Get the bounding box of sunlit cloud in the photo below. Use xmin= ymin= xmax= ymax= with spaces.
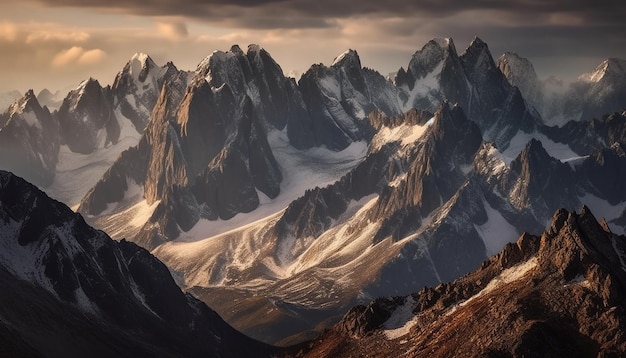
xmin=78 ymin=48 xmax=106 ymax=65
xmin=26 ymin=30 xmax=90 ymax=44
xmin=156 ymin=19 xmax=188 ymax=40
xmin=52 ymin=46 xmax=106 ymax=67
xmin=0 ymin=21 xmax=17 ymax=42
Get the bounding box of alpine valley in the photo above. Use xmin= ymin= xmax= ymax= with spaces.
xmin=1 ymin=37 xmax=626 ymax=356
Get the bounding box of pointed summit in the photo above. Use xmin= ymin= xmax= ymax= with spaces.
xmin=407 ymin=37 xmax=456 ymax=80
xmin=129 ymin=52 xmax=157 ymax=83
xmin=230 ymin=44 xmax=245 ymax=56
xmin=56 ymin=77 xmax=118 ymax=154
xmin=579 ymin=58 xmax=626 ymax=83
xmin=506 ymin=139 xmax=577 ymax=219
xmin=332 ymin=49 xmax=361 ymax=69
xmin=6 ymin=89 xmax=44 ymax=119
xmin=461 ymin=36 xmax=496 ymax=75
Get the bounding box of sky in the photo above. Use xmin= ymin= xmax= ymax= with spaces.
xmin=0 ymin=0 xmax=625 ymax=95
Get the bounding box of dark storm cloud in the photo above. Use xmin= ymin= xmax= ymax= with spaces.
xmin=27 ymin=0 xmax=626 ymax=29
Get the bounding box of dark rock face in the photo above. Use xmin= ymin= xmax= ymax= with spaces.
xmin=370 ymin=103 xmax=483 ymax=242
xmin=503 ymin=139 xmax=578 ymax=221
xmin=295 ymin=49 xmax=401 ymax=150
xmin=193 ymin=97 xmax=282 ymax=220
xmin=497 ymin=52 xmax=544 ymax=114
xmin=460 ymin=38 xmax=539 ymax=148
xmin=0 ymin=90 xmax=59 ymax=187
xmin=55 ymin=78 xmax=118 ymax=154
xmin=578 ymin=142 xmax=626 ymax=206
xmin=296 ymin=208 xmax=626 ymax=357
xmin=0 ymin=170 xmax=275 ymax=357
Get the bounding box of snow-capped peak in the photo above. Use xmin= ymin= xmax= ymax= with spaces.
xmin=413 ymin=38 xmax=450 ymax=61
xmin=432 ymin=37 xmax=451 ymax=48
xmin=247 ymin=44 xmax=261 ymax=54
xmin=230 ymin=44 xmax=245 ymax=56
xmin=332 ymin=49 xmax=360 ymax=67
xmin=7 ymin=89 xmax=38 ymax=117
xmin=130 ymin=52 xmax=150 ymax=65
xmin=196 ymin=48 xmax=238 ymax=79
xmin=578 ymin=58 xmax=626 ymax=83
xmin=128 ymin=53 xmax=158 ymax=83
xmin=75 ymin=77 xmax=98 ymax=96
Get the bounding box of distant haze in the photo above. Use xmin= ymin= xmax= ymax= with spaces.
xmin=0 ymin=1 xmax=625 ymax=93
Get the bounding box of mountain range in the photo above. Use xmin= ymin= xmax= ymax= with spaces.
xmin=1 ymin=36 xmax=626 ymax=353
xmin=3 ymin=170 xmax=626 ymax=356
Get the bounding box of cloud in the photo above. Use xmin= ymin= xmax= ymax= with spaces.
xmin=78 ymin=48 xmax=106 ymax=65
xmin=156 ymin=19 xmax=188 ymax=40
xmin=0 ymin=21 xmax=17 ymax=42
xmin=27 ymin=0 xmax=626 ymax=29
xmin=52 ymin=46 xmax=106 ymax=67
xmin=0 ymin=0 xmax=624 ymax=94
xmin=26 ymin=30 xmax=90 ymax=44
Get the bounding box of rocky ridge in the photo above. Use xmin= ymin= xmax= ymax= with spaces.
xmin=0 ymin=170 xmax=275 ymax=357
xmin=294 ymin=207 xmax=626 ymax=357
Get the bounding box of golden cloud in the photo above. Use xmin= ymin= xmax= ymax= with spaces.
xmin=0 ymin=22 xmax=18 ymax=42
xmin=155 ymin=20 xmax=188 ymax=40
xmin=52 ymin=46 xmax=106 ymax=68
xmin=26 ymin=31 xmax=90 ymax=44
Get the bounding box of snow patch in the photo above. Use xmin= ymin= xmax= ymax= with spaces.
xmin=579 ymin=194 xmax=626 ymax=224
xmin=21 ymin=110 xmax=42 ymax=130
xmin=563 ymin=274 xmax=591 ymax=289
xmin=460 ymin=257 xmax=538 ymax=308
xmin=474 ymin=199 xmax=519 ymax=256
xmin=319 ymin=76 xmax=341 ymax=98
xmin=383 ymin=296 xmax=418 ymax=339
xmin=332 ymin=50 xmax=354 ymax=66
xmin=43 ymin=109 xmax=142 ymax=208
xmin=401 ymin=62 xmax=443 ymax=112
xmin=0 ymin=218 xmax=56 ymax=295
xmin=502 ymin=132 xmax=578 ymax=165
xmin=74 ymin=287 xmax=98 ymax=314
xmin=370 ymin=119 xmax=433 ymax=152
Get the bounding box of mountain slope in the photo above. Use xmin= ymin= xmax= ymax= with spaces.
xmin=0 ymin=170 xmax=275 ymax=357
xmin=0 ymin=90 xmax=59 ymax=187
xmin=97 ymin=100 xmax=626 ymax=345
xmin=295 ymin=207 xmax=626 ymax=357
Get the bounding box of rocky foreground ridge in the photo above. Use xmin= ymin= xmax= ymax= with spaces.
xmin=0 ymin=170 xmax=275 ymax=357
xmin=293 ymin=207 xmax=626 ymax=357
